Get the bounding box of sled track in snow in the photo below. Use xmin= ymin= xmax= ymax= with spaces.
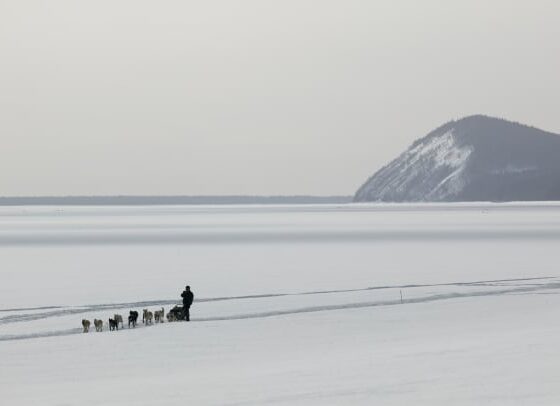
xmin=196 ymin=281 xmax=560 ymax=321
xmin=1 ymin=277 xmax=559 ymax=342
xmin=0 ymin=276 xmax=554 ymax=326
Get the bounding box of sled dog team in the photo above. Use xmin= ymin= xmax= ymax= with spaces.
xmin=81 ymin=307 xmax=176 ymax=333
xmin=81 ymin=286 xmax=194 ymax=333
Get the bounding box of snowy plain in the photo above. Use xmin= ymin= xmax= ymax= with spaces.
xmin=1 ymin=203 xmax=560 ymax=405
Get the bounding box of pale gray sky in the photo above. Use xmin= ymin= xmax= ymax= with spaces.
xmin=1 ymin=0 xmax=559 ymax=196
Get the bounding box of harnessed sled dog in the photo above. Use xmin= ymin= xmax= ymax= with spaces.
xmin=128 ymin=310 xmax=139 ymax=328
xmin=143 ymin=309 xmax=153 ymax=324
xmin=108 ymin=318 xmax=119 ymax=331
xmin=154 ymin=307 xmax=165 ymax=323
xmin=82 ymin=319 xmax=91 ymax=333
xmin=93 ymin=319 xmax=103 ymax=332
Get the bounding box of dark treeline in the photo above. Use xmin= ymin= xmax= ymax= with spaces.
xmin=0 ymin=195 xmax=352 ymax=206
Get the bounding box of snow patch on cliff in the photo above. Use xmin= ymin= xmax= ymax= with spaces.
xmin=355 ymin=130 xmax=473 ymax=201
xmin=409 ymin=130 xmax=472 ymax=170
xmin=490 ymin=165 xmax=538 ymax=175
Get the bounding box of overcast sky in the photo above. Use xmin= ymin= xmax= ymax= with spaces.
xmin=1 ymin=0 xmax=559 ymax=196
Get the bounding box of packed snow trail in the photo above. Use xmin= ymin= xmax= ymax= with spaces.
xmin=2 ymin=276 xmax=559 ymax=342
xmin=3 ymin=280 xmax=560 ymax=405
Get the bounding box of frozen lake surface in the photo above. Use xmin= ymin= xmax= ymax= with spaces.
xmin=2 ymin=203 xmax=560 ymax=404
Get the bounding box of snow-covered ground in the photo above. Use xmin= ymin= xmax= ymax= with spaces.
xmin=2 ymin=203 xmax=560 ymax=404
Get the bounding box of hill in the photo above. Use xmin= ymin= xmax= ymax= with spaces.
xmin=354 ymin=115 xmax=560 ymax=202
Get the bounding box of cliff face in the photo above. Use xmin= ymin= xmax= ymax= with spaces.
xmin=354 ymin=115 xmax=560 ymax=202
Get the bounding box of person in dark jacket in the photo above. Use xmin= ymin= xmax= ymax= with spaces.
xmin=181 ymin=285 xmax=194 ymax=321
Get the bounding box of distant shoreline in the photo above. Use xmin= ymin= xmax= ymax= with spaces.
xmin=0 ymin=195 xmax=353 ymax=206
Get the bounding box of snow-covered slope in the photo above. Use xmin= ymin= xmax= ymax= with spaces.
xmin=354 ymin=115 xmax=560 ymax=202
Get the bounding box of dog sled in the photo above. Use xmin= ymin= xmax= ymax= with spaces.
xmin=166 ymin=305 xmax=184 ymax=322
